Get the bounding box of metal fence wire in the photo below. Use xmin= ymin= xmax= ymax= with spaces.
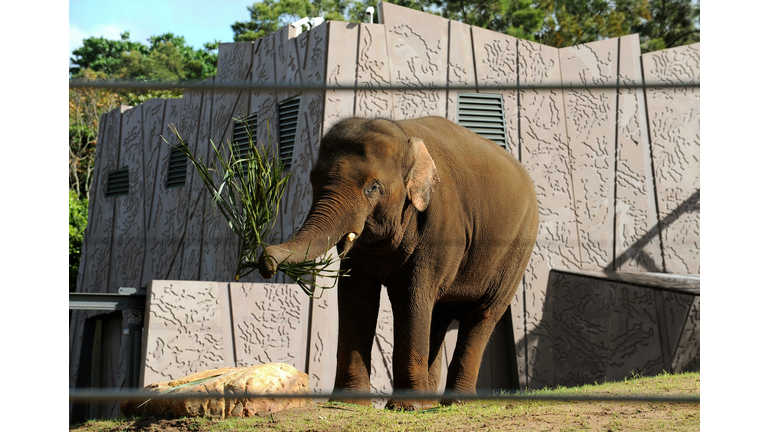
xmin=69 ymin=389 xmax=699 ymax=404
xmin=68 ymin=80 xmax=699 ymax=92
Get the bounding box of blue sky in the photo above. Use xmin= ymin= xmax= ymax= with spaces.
xmin=69 ymin=0 xmax=257 ymax=63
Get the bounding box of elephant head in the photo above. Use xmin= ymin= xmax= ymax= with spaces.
xmin=258 ymin=118 xmax=440 ymax=279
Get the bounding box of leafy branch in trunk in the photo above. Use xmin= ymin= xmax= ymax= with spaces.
xmin=168 ymin=120 xmax=345 ymax=297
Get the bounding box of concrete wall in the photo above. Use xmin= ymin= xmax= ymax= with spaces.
xmin=71 ymin=2 xmax=700 ymax=415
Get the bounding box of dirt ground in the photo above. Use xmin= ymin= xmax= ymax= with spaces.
xmin=71 ymin=373 xmax=700 ymax=431
xmin=71 ymin=399 xmax=699 ymax=431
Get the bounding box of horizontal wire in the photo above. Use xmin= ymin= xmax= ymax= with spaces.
xmin=69 ymin=389 xmax=700 ymax=404
xmin=68 ymin=80 xmax=700 ymax=92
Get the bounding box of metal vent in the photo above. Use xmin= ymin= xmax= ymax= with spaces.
xmin=105 ymin=166 xmax=130 ymax=197
xmin=166 ymin=146 xmax=187 ymax=188
xmin=457 ymin=93 xmax=507 ymax=149
xmin=232 ymin=112 xmax=258 ymax=160
xmin=278 ymin=97 xmax=300 ymax=170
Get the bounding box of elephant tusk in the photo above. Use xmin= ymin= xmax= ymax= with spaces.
xmin=347 ymin=233 xmax=356 ymax=242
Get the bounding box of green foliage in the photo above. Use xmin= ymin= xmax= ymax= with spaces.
xmin=70 ymin=31 xmax=219 ymax=81
xmin=69 ymin=32 xmax=220 ymax=197
xmin=171 ymin=121 xmax=345 ymax=296
xmin=231 ymin=0 xmax=384 ymax=41
xmin=70 ymin=191 xmax=89 ymax=292
xmin=69 ymin=31 xmax=148 ymax=77
xmin=232 ymin=0 xmax=316 ymax=41
xmin=634 ymin=0 xmax=700 ymax=52
xmin=69 ymin=69 xmax=125 ymax=199
xmin=535 ymin=0 xmax=649 ymax=48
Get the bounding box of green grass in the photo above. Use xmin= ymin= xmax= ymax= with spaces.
xmin=71 ymin=372 xmax=699 ymax=431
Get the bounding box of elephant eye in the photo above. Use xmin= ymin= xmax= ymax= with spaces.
xmin=364 ymin=182 xmax=383 ymax=199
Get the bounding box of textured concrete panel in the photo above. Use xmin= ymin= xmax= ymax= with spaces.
xmin=248 ymin=31 xmax=279 ymax=155
xmin=445 ymin=20 xmax=475 ymax=124
xmin=354 ymin=23 xmax=395 ymax=118
xmin=178 ymin=87 xmax=212 ymax=281
xmin=324 ymin=21 xmax=358 ymax=132
xmin=560 ymin=39 xmax=618 ymax=270
xmin=140 ymin=280 xmax=230 ymax=387
xmin=81 ymin=107 xmax=128 ymax=293
xmin=201 ymin=42 xmax=254 ymax=282
xmin=141 ymin=98 xmax=188 ymax=285
xmin=229 ymin=283 xmax=310 ymax=369
xmin=275 ymin=25 xmax=301 ymax=104
xmin=439 ymin=320 xmax=459 ymax=393
xmin=549 ymin=273 xmax=615 ymax=387
xmin=273 ymin=26 xmax=305 ymax=245
xmin=110 ymin=104 xmax=146 ymax=290
xmin=643 ymin=44 xmax=700 ymax=274
xmin=615 ymin=35 xmax=663 ymax=272
xmin=671 ymin=296 xmax=699 ymax=373
xmin=245 ymin=33 xmax=283 ymax=259
xmin=531 ymin=271 xmax=698 ymax=388
xmin=517 ymin=40 xmax=578 ymax=390
xmin=659 ymin=290 xmax=693 ymax=370
xmin=381 ymin=2 xmax=448 ymax=119
xmin=306 ymin=280 xmax=339 ymax=395
xmin=470 ymin=26 xmax=519 ymax=158
xmin=280 ymin=24 xmax=328 ymax=245
xmin=370 ymin=287 xmax=394 ymax=408
xmin=605 ymin=284 xmax=664 ymax=381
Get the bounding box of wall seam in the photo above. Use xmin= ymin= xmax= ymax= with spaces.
xmin=106 ymin=108 xmax=125 ymax=293
xmin=197 ymin=80 xmax=215 ymax=281
xmin=515 ymin=37 xmax=528 ymax=391
xmin=469 ymin=26 xmax=479 ymax=92
xmin=558 ymin=47 xmax=584 ymax=270
xmin=640 ymin=54 xmax=668 ymax=273
xmin=612 ymin=39 xmax=622 ymax=271
xmin=444 ymin=20 xmax=452 ymax=117
xmin=352 ymin=24 xmax=362 ymax=116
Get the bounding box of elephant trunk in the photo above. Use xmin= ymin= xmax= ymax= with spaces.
xmin=257 ymin=195 xmax=363 ymax=279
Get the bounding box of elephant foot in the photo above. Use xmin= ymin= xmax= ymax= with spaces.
xmin=385 ymin=398 xmax=439 ymax=411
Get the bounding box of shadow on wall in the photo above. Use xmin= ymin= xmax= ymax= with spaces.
xmin=517 ymin=189 xmax=700 ymax=390
xmin=611 ymin=189 xmax=700 ymax=273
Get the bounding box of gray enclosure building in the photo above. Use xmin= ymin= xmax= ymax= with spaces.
xmin=70 ymin=2 xmax=700 ymax=420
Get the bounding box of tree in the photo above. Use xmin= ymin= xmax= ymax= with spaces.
xmin=431 ymin=0 xmax=545 ymax=41
xmin=69 ymin=69 xmax=124 ymax=200
xmin=69 ymin=32 xmax=220 ymax=197
xmin=232 ymin=0 xmax=317 ymax=41
xmin=231 ymin=0 xmax=386 ymax=41
xmin=70 ymin=31 xmax=148 ymax=77
xmin=533 ymin=0 xmax=649 ymax=48
xmin=70 ymin=190 xmax=89 ymax=292
xmin=634 ymin=0 xmax=699 ymax=52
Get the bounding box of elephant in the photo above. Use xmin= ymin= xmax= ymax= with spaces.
xmin=258 ymin=116 xmax=538 ymax=410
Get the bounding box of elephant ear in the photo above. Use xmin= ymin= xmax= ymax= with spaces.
xmin=406 ymin=137 xmax=440 ymax=212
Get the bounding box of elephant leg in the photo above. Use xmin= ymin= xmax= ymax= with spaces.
xmin=385 ymin=296 xmax=436 ymax=411
xmin=331 ymin=265 xmax=382 ymax=406
xmin=442 ymin=306 xmax=508 ymax=405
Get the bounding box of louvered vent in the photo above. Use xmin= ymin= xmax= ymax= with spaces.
xmin=166 ymin=146 xmax=187 ymax=188
xmin=105 ymin=166 xmax=130 ymax=197
xmin=232 ymin=112 xmax=258 ymax=160
xmin=457 ymin=93 xmax=507 ymax=149
xmin=278 ymin=97 xmax=300 ymax=170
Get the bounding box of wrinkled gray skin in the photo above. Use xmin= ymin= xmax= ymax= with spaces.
xmin=258 ymin=116 xmax=538 ymax=410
